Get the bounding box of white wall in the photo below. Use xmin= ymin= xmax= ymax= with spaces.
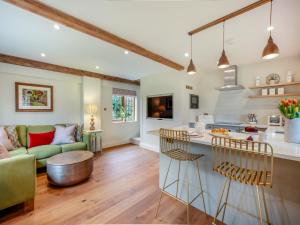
xmin=140 ymin=70 xmax=222 ymax=151
xmin=101 ymin=80 xmax=140 ymax=148
xmin=0 ymin=63 xmax=82 ymax=125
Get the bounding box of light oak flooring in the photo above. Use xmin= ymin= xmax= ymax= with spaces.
xmin=0 ymin=144 xmax=220 ymax=225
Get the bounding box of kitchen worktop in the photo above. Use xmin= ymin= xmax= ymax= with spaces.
xmin=148 ymin=129 xmax=300 ymax=162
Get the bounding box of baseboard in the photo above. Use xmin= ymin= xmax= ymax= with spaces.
xmin=139 ymin=142 xmax=159 ymax=152
xmin=102 ymin=139 xmax=131 ymax=149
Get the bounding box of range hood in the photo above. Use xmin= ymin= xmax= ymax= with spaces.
xmin=216 ymin=65 xmax=244 ymax=91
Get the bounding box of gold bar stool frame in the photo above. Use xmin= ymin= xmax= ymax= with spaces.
xmin=211 ymin=136 xmax=273 ymax=225
xmin=156 ymin=128 xmax=207 ymax=224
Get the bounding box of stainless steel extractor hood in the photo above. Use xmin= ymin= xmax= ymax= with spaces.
xmin=216 ymin=65 xmax=244 ymax=91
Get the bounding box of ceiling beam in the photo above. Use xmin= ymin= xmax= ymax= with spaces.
xmin=188 ymin=0 xmax=271 ymax=35
xmin=0 ymin=53 xmax=140 ymax=85
xmin=4 ymin=0 xmax=184 ymax=71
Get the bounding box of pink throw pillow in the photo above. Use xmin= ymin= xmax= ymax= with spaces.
xmin=0 ymin=143 xmax=9 ymax=159
xmin=0 ymin=127 xmax=14 ymax=150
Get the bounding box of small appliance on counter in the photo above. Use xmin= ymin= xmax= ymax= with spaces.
xmin=268 ymin=115 xmax=283 ymax=126
xmin=248 ymin=113 xmax=257 ymax=125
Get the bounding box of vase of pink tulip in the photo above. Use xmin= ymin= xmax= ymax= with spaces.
xmin=279 ymin=98 xmax=300 ymax=143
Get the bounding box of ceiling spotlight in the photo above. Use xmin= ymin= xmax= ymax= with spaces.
xmin=95 ymin=66 xmax=100 ymax=70
xmin=53 ymin=24 xmax=60 ymax=30
xmin=40 ymin=53 xmax=46 ymax=57
xmin=124 ymin=50 xmax=129 ymax=55
xmin=267 ymin=26 xmax=274 ymax=31
xmin=184 ymin=52 xmax=189 ymax=58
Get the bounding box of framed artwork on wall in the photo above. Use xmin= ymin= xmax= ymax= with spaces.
xmin=15 ymin=82 xmax=53 ymax=112
xmin=190 ymin=94 xmax=199 ymax=109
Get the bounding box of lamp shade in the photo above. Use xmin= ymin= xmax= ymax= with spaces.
xmin=262 ymin=36 xmax=279 ymax=60
xmin=86 ymin=104 xmax=98 ymax=114
xmin=217 ymin=50 xmax=230 ymax=69
xmin=187 ymin=59 xmax=196 ymax=75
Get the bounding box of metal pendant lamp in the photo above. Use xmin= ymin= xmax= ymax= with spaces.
xmin=217 ymin=21 xmax=230 ymax=69
xmin=187 ymin=35 xmax=196 ymax=75
xmin=262 ymin=0 xmax=279 ymax=60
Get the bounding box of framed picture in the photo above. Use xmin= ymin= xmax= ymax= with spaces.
xmin=190 ymin=94 xmax=199 ymax=109
xmin=15 ymin=82 xmax=53 ymax=112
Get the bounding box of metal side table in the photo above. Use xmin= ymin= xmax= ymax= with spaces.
xmin=84 ymin=129 xmax=103 ymax=154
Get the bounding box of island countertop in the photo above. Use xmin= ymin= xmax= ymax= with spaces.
xmin=147 ymin=129 xmax=300 ymax=162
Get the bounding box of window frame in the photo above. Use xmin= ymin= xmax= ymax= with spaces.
xmin=112 ymin=94 xmax=137 ymax=123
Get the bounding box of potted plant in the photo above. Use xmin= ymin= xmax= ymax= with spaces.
xmin=279 ymin=98 xmax=300 ymax=143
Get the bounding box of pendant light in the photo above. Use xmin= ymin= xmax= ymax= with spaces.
xmin=262 ymin=0 xmax=279 ymax=60
xmin=217 ymin=21 xmax=230 ymax=69
xmin=187 ymin=35 xmax=196 ymax=75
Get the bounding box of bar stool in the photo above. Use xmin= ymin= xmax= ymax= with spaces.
xmin=211 ymin=137 xmax=273 ymax=225
xmin=156 ymin=128 xmax=207 ymax=224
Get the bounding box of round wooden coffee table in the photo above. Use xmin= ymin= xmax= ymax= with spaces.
xmin=47 ymin=150 xmax=94 ymax=186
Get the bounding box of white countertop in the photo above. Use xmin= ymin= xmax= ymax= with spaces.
xmin=147 ymin=129 xmax=300 ymax=162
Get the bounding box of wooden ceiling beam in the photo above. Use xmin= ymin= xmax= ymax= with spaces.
xmin=4 ymin=0 xmax=184 ymax=71
xmin=188 ymin=0 xmax=271 ymax=35
xmin=0 ymin=53 xmax=140 ymax=85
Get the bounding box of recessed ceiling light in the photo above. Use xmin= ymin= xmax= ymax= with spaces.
xmin=124 ymin=50 xmax=129 ymax=55
xmin=184 ymin=53 xmax=189 ymax=57
xmin=267 ymin=26 xmax=274 ymax=31
xmin=53 ymin=24 xmax=60 ymax=30
xmin=40 ymin=53 xmax=46 ymax=57
xmin=95 ymin=66 xmax=100 ymax=70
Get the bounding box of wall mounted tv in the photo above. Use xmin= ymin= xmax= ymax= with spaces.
xmin=147 ymin=95 xmax=173 ymax=119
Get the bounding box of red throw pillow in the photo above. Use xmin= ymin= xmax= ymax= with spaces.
xmin=28 ymin=131 xmax=55 ymax=148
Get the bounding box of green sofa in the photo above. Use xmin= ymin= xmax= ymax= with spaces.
xmin=0 ymin=154 xmax=36 ymax=211
xmin=0 ymin=124 xmax=90 ymax=211
xmin=8 ymin=125 xmax=90 ymax=168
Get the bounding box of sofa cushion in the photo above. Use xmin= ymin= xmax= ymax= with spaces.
xmin=0 ymin=143 xmax=9 ymax=159
xmin=27 ymin=125 xmax=55 ymax=147
xmin=5 ymin=126 xmax=22 ymax=148
xmin=52 ymin=125 xmax=76 ymax=145
xmin=8 ymin=147 xmax=28 ymax=157
xmin=61 ymin=142 xmax=87 ymax=152
xmin=16 ymin=125 xmax=27 ymax=147
xmin=28 ymin=145 xmax=61 ymax=160
xmin=28 ymin=131 xmax=55 ymax=148
xmin=0 ymin=127 xmax=14 ymax=150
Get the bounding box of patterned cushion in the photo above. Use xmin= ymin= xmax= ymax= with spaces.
xmin=0 ymin=127 xmax=14 ymax=150
xmin=63 ymin=123 xmax=83 ymax=142
xmin=5 ymin=126 xmax=22 ymax=148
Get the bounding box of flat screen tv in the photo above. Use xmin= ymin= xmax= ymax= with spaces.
xmin=147 ymin=95 xmax=173 ymax=119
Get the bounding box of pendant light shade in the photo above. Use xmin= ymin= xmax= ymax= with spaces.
xmin=187 ymin=59 xmax=196 ymax=75
xmin=262 ymin=36 xmax=279 ymax=59
xmin=218 ymin=50 xmax=230 ymax=69
xmin=217 ymin=21 xmax=230 ymax=69
xmin=187 ymin=35 xmax=196 ymax=74
xmin=262 ymin=0 xmax=279 ymax=60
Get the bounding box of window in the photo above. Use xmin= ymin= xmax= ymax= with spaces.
xmin=112 ymin=88 xmax=137 ymax=122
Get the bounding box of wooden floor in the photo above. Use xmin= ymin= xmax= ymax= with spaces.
xmin=0 ymin=144 xmax=218 ymax=225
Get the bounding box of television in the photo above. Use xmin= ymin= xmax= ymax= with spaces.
xmin=147 ymin=95 xmax=173 ymax=119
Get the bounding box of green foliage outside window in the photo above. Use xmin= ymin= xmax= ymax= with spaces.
xmin=112 ymin=95 xmax=136 ymax=122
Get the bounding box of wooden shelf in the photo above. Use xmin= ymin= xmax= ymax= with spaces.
xmin=248 ymin=81 xmax=300 ymax=89
xmin=248 ymin=93 xmax=300 ymax=98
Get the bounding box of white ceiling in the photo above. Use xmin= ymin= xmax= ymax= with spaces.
xmin=0 ymin=0 xmax=300 ymax=80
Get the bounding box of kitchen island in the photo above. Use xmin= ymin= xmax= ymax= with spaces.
xmin=149 ymin=129 xmax=300 ymax=225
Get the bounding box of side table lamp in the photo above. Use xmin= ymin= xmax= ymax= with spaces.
xmin=86 ymin=104 xmax=98 ymax=131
